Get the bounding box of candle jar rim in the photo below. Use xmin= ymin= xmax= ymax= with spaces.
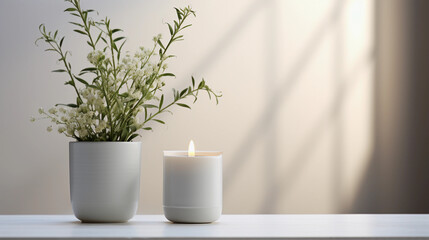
xmin=163 ymin=151 xmax=222 ymax=157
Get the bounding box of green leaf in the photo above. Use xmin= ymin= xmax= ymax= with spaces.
xmin=121 ymin=128 xmax=129 ymax=140
xmin=176 ymin=103 xmax=191 ymax=109
xmin=206 ymin=89 xmax=212 ymax=100
xmin=127 ymin=133 xmax=140 ymax=141
xmin=158 ymin=73 xmax=175 ymax=78
xmin=69 ymin=22 xmax=84 ymax=28
xmin=52 ymin=69 xmax=66 ymax=73
xmin=112 ymin=42 xmax=118 ymax=52
xmin=118 ymin=40 xmax=126 ymax=53
xmin=74 ymin=76 xmax=89 ymax=85
xmin=180 ymin=88 xmax=188 ymax=97
xmin=143 ymin=104 xmax=158 ymax=108
xmin=167 ymin=23 xmax=173 ymax=35
xmin=143 ymin=127 xmax=153 ymax=131
xmin=174 ymin=7 xmax=182 ymax=20
xmin=64 ymin=7 xmax=77 ymax=12
xmin=191 ymin=76 xmax=195 ymax=87
xmin=159 ymin=94 xmax=164 ymax=109
xmin=129 ymin=124 xmax=137 ymax=133
xmin=157 ymin=39 xmax=165 ymax=49
xmin=172 ymin=88 xmax=178 ymax=100
xmin=55 ymin=103 xmax=78 ymax=108
xmin=198 ymin=80 xmax=205 ymax=89
xmin=114 ymin=36 xmax=125 ymax=42
xmin=88 ymin=85 xmax=100 ymax=90
xmin=59 ymin=37 xmax=65 ymax=47
xmin=173 ymin=35 xmax=184 ymax=42
xmin=119 ymin=92 xmax=130 ymax=98
xmin=95 ymin=32 xmax=102 ymax=45
xmin=124 ymin=98 xmax=137 ymax=104
xmin=39 ymin=24 xmax=45 ymax=33
xmin=92 ymin=76 xmax=100 ymax=83
xmin=153 ymin=119 xmax=165 ymax=124
xmin=111 ymin=29 xmax=122 ymax=34
xmin=181 ymin=24 xmax=192 ymax=30
xmin=73 ymin=29 xmax=87 ymax=35
xmin=81 ymin=67 xmax=97 ymax=72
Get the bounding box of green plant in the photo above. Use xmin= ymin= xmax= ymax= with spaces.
xmin=32 ymin=0 xmax=221 ymax=141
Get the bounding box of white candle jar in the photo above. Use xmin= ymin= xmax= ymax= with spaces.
xmin=163 ymin=151 xmax=222 ymax=223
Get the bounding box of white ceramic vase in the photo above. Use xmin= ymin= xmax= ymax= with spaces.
xmin=69 ymin=142 xmax=141 ymax=223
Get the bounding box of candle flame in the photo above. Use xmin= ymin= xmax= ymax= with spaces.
xmin=188 ymin=140 xmax=195 ymax=157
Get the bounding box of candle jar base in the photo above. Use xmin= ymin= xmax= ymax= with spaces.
xmin=164 ymin=206 xmax=221 ymax=223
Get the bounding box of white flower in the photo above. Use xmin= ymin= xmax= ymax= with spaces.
xmin=87 ymin=50 xmax=105 ymax=65
xmin=58 ymin=127 xmax=66 ymax=133
xmin=122 ymin=55 xmax=131 ymax=64
xmin=94 ymin=98 xmax=104 ymax=109
xmin=136 ymin=106 xmax=144 ymax=113
xmin=131 ymin=117 xmax=143 ymax=129
xmin=95 ymin=120 xmax=107 ymax=133
xmin=144 ymin=49 xmax=151 ymax=56
xmin=144 ymin=65 xmax=154 ymax=76
xmin=135 ymin=69 xmax=144 ymax=78
xmin=81 ymin=89 xmax=90 ymax=98
xmin=48 ymin=107 xmax=57 ymax=114
xmin=153 ymin=33 xmax=162 ymax=42
xmin=78 ymin=104 xmax=89 ymax=113
xmin=78 ymin=128 xmax=88 ymax=138
xmin=38 ymin=107 xmax=44 ymax=114
xmin=66 ymin=126 xmax=75 ymax=135
xmin=68 ymin=110 xmax=77 ymax=118
xmin=77 ymin=117 xmax=86 ymax=126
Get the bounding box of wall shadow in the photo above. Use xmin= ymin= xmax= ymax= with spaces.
xmin=223 ymin=0 xmax=348 ymax=213
xmin=261 ymin=51 xmax=374 ymax=213
xmin=350 ymin=0 xmax=429 ymax=213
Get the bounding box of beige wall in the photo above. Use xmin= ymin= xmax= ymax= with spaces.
xmin=0 ymin=0 xmax=375 ymax=214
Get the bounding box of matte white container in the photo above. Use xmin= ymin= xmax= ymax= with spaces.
xmin=163 ymin=151 xmax=222 ymax=223
xmin=69 ymin=142 xmax=141 ymax=223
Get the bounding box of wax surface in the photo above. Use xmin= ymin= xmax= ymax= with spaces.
xmin=163 ymin=153 xmax=222 ymax=207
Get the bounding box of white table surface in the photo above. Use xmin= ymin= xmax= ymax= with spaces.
xmin=0 ymin=214 xmax=428 ymax=239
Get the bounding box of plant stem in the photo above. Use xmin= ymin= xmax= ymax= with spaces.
xmin=45 ymin=39 xmax=83 ymax=105
xmin=143 ymin=88 xmax=198 ymax=124
xmin=73 ymin=0 xmax=96 ymax=50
